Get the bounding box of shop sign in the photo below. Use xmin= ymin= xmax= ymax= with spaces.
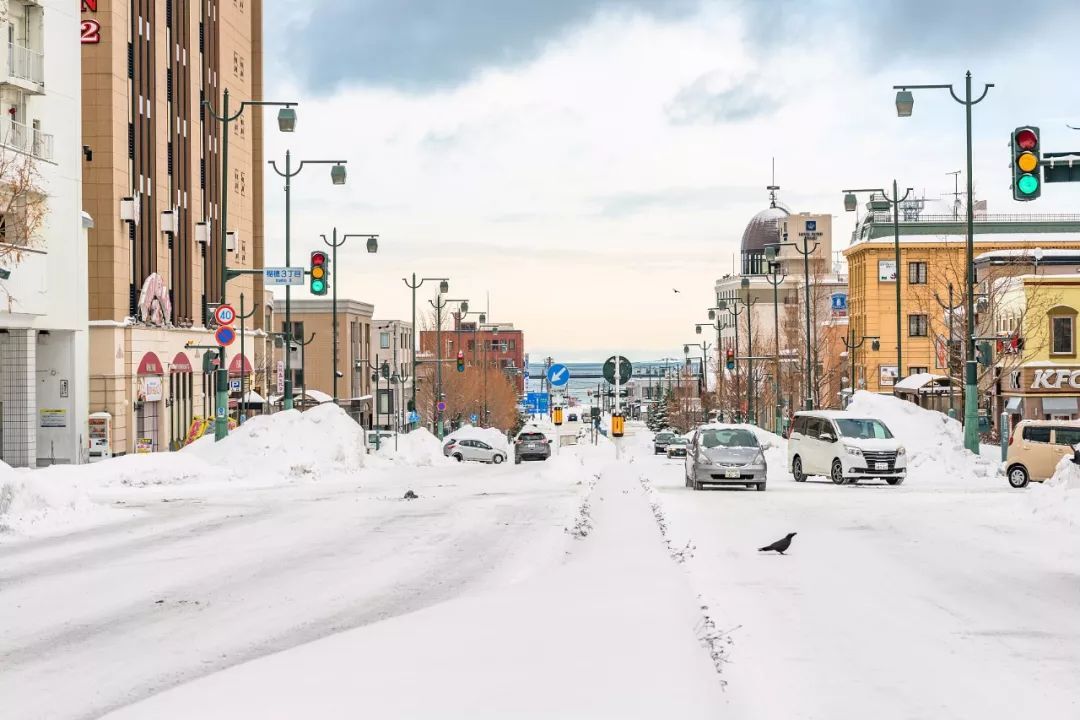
xmin=81 ymin=1 xmax=101 ymax=44
xmin=135 ymin=438 xmax=154 ymax=454
xmin=40 ymin=409 xmax=67 ymax=428
xmin=1031 ymin=369 xmax=1080 ymax=390
xmin=879 ymin=365 xmax=898 ymax=387
xmin=830 ymin=292 xmax=847 ymax=318
xmin=878 ymin=260 xmax=897 ymax=282
xmin=139 ymin=376 xmax=163 ymax=402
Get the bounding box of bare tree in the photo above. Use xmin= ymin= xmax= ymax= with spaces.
xmin=0 ymin=146 xmax=48 ymax=270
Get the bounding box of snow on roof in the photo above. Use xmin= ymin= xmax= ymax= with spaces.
xmin=976 ymin=248 xmax=1080 ymax=262
xmin=894 ymin=373 xmax=949 ymax=392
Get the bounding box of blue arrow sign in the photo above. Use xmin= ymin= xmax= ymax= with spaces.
xmin=546 ymin=363 xmax=570 ymax=387
xmin=470 ymin=413 xmax=478 ymax=423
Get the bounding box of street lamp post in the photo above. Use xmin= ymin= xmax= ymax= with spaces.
xmin=934 ymin=282 xmax=960 ymax=417
xmin=402 ymin=275 xmax=449 ymax=429
xmin=768 ymin=233 xmax=820 ymax=410
xmin=429 ymin=293 xmax=455 ymax=438
xmin=203 ymin=89 xmax=297 ymax=440
xmin=842 ymin=332 xmax=881 ymax=407
xmin=843 ymin=181 xmax=913 ymax=387
xmin=321 ymin=230 xmax=378 ymax=403
xmin=893 ymin=70 xmax=994 ymax=452
xmin=734 ymin=277 xmax=759 ymax=425
xmin=714 ymin=298 xmax=744 ymax=421
xmin=763 ymin=251 xmax=786 ymax=434
xmin=268 ymin=152 xmax=348 ymax=411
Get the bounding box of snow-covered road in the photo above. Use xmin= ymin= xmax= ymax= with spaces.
xmin=0 ymin=458 xmax=588 ymax=720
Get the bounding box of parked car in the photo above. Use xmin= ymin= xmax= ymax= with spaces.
xmin=666 ymin=437 xmax=689 ymax=458
xmin=514 ymin=430 xmax=551 ymax=464
xmin=654 ymin=431 xmax=677 ymax=454
xmin=443 ymin=437 xmax=506 ymax=464
xmin=1004 ymin=420 xmax=1080 ymax=488
xmin=685 ymin=426 xmax=767 ymax=491
xmin=787 ymin=411 xmax=907 ymax=486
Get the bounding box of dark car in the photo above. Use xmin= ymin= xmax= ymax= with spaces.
xmin=514 ymin=430 xmax=551 ymax=464
xmin=568 ymin=413 xmax=578 ymax=422
xmin=654 ymin=431 xmax=676 ymax=454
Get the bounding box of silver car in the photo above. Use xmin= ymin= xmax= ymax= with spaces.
xmin=443 ymin=438 xmax=507 ymax=464
xmin=685 ymin=426 xmax=767 ymax=491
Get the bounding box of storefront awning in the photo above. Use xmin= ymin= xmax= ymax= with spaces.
xmin=1042 ymin=397 xmax=1079 ymax=414
xmin=1005 ymin=397 xmax=1023 ymax=413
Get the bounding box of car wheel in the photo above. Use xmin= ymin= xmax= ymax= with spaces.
xmin=453 ymin=453 xmax=463 ymax=463
xmin=831 ymin=458 xmax=848 ymax=485
xmin=792 ymin=456 xmax=806 ymax=483
xmin=1007 ymin=464 xmax=1030 ymax=489
xmin=493 ymin=454 xmax=504 ymax=465
xmin=756 ymin=483 xmax=766 ymax=491
xmin=885 ymin=476 xmax=904 ymax=486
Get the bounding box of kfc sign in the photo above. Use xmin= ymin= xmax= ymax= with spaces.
xmin=1031 ymin=369 xmax=1080 ymax=390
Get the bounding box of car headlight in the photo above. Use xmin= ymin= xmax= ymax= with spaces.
xmin=697 ymin=453 xmax=713 ymax=465
xmin=897 ymin=446 xmax=906 ymax=457
xmin=753 ymin=451 xmax=766 ymax=466
xmin=844 ymin=445 xmax=863 ymax=457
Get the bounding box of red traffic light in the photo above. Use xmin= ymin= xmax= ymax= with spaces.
xmin=1015 ymin=128 xmax=1038 ymax=151
xmin=310 ymin=251 xmax=328 ymax=266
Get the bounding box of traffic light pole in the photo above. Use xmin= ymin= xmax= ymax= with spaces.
xmin=893 ymin=71 xmax=993 ymax=453
xmin=430 ymin=294 xmax=451 ymax=438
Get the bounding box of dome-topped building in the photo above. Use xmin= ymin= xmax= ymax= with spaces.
xmin=741 ymin=200 xmax=789 ymax=276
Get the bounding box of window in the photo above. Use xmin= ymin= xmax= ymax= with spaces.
xmin=1022 ymin=426 xmax=1051 ymax=443
xmin=467 ymin=340 xmax=475 ymax=351
xmin=1054 ymin=427 xmax=1080 ymax=446
xmin=1052 ymin=316 xmax=1074 ymax=355
xmin=908 ymin=314 xmax=928 ymax=337
xmin=379 ymin=332 xmax=390 ymax=349
xmin=909 ymin=366 xmax=928 ymax=375
xmin=908 ymin=261 xmax=928 ymax=284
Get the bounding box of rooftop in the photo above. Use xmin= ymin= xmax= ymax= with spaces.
xmin=850 ymin=198 xmax=1080 ymax=244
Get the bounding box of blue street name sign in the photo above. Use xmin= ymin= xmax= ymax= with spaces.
xmin=525 ymin=392 xmax=550 ymax=414
xmin=546 ymin=363 xmax=570 ymax=387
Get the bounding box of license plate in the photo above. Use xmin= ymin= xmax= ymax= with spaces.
xmin=724 ymin=469 xmax=741 ymax=479
xmin=875 ymin=462 xmax=888 ymax=470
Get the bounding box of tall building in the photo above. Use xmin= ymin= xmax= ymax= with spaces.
xmin=843 ymin=199 xmax=1080 ymax=395
xmin=371 ymin=319 xmax=414 ymax=430
xmin=81 ymin=0 xmax=266 ymax=454
xmin=0 ymin=0 xmax=88 ymax=467
xmin=272 ymin=297 xmax=376 ymax=425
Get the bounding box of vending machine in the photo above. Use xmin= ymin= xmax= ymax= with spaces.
xmin=88 ymin=412 xmax=112 ymax=463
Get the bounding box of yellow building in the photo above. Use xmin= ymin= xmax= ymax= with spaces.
xmin=843 ymin=200 xmax=1080 ymax=394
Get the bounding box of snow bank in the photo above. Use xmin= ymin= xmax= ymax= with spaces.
xmin=1030 ymin=455 xmax=1080 ymax=526
xmin=183 ymin=404 xmax=365 ymax=480
xmin=846 ymin=391 xmax=996 ymax=486
xmin=370 ymin=428 xmax=453 ymax=468
xmin=444 ymin=424 xmax=511 ymax=454
xmin=0 ymin=460 xmax=114 ymax=537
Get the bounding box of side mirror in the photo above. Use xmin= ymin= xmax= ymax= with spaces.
xmin=821 ymin=432 xmax=836 ymax=443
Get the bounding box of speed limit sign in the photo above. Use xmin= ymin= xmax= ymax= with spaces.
xmin=213 ymin=304 xmax=236 ymax=325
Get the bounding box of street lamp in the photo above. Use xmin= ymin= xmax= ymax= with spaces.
xmin=203 ymin=90 xmax=297 ymax=440
xmin=893 ymin=71 xmax=994 ymax=452
xmin=767 ymin=225 xmax=819 ymax=410
xmin=763 ymin=252 xmax=786 ymax=434
xmin=321 ymin=230 xmax=379 ymax=403
xmin=734 ymin=277 xmax=759 ymax=425
xmin=268 ymin=152 xmax=349 ymax=412
xmin=403 ymin=275 xmax=449 ymax=428
xmin=842 ymin=182 xmax=913 ymax=386
xmin=842 ymin=333 xmax=881 ymax=407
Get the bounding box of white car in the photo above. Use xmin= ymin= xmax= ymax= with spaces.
xmin=787 ymin=411 xmax=907 ymax=486
xmin=443 ymin=437 xmax=507 ymax=464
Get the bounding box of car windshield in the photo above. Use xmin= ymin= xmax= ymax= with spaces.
xmin=835 ymin=418 xmax=893 ymax=440
xmin=699 ymin=428 xmax=759 ymax=449
xmin=657 ymin=433 xmax=674 ymax=441
xmin=519 ymin=433 xmax=545 ymax=441
xmin=669 ymin=438 xmax=687 ymax=445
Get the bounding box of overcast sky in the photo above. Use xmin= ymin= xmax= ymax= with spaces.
xmin=261 ymin=0 xmax=1080 ymax=363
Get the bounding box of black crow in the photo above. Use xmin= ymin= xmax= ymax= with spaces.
xmin=758 ymin=532 xmax=797 ymax=554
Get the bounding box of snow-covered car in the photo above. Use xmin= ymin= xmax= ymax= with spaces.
xmin=514 ymin=430 xmax=551 ymax=464
xmin=443 ymin=437 xmax=506 ymax=464
xmin=788 ymin=411 xmax=906 ymax=486
xmin=665 ymin=437 xmax=689 ymax=458
xmin=654 ymin=431 xmax=677 ymax=454
xmin=685 ymin=426 xmax=766 ymax=491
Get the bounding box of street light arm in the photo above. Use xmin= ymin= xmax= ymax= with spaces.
xmin=203 ymin=99 xmax=295 ymax=123
xmin=893 ymin=83 xmax=953 ymax=91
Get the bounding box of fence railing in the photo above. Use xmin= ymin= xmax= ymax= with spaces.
xmin=7 ymin=42 xmax=43 ymax=85
xmin=2 ymin=119 xmax=55 ymax=161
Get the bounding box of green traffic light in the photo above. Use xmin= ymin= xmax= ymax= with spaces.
xmin=1017 ymin=174 xmax=1039 ymax=195
xmin=312 ymin=279 xmax=325 ymax=293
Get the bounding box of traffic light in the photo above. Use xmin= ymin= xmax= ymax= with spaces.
xmin=1011 ymin=126 xmax=1041 ymax=201
xmin=456 ymin=351 xmax=465 ymax=373
xmin=977 ymin=341 xmax=992 ymax=367
xmin=309 ymin=250 xmax=329 ymax=295
xmin=725 ymin=349 xmax=735 ymax=371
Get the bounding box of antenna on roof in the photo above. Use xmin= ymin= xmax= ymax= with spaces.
xmin=945 ymin=170 xmax=962 ymax=221
xmin=767 ymin=157 xmax=780 ymax=208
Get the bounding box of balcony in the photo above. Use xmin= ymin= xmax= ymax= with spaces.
xmin=1 ymin=119 xmax=54 ymax=161
xmin=3 ymin=42 xmax=44 ymax=92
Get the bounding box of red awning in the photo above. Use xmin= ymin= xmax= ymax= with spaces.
xmin=171 ymin=352 xmax=193 ymax=373
xmin=228 ymin=354 xmax=253 ymax=376
xmin=136 ymin=351 xmax=163 ymax=376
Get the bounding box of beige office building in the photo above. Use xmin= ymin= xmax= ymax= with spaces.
xmin=81 ymin=0 xmax=266 ymax=453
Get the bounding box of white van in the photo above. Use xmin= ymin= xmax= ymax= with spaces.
xmin=787 ymin=411 xmax=907 ymax=485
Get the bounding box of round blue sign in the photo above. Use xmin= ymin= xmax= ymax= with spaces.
xmin=546 ymin=363 xmax=570 ymax=387
xmin=470 ymin=414 xmax=478 ymax=422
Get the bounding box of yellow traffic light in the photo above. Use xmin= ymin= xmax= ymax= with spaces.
xmin=553 ymin=407 xmax=563 ymax=426
xmin=612 ymin=413 xmax=624 ymax=437
xmin=311 ymin=266 xmax=325 ymax=279
xmin=1017 ymin=152 xmax=1037 ymax=173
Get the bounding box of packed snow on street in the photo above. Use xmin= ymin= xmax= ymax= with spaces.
xmin=2 ymin=394 xmax=1079 ymax=719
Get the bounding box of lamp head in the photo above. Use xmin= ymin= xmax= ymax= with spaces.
xmin=696 ymin=325 xmax=702 ymax=335
xmin=330 ymin=164 xmax=347 ymax=185
xmin=439 ymin=280 xmax=449 ymax=294
xmin=740 ymin=277 xmax=750 ymax=289
xmin=843 ymin=192 xmax=857 ymax=212
xmin=276 ymin=106 xmax=297 ymax=132
xmin=459 ymin=301 xmax=469 ymax=313
xmin=718 ymin=300 xmax=728 ymax=311
xmin=708 ymin=308 xmax=716 ymax=320
xmin=895 ymin=90 xmax=914 ymax=117
xmin=367 ymin=236 xmax=378 ymax=253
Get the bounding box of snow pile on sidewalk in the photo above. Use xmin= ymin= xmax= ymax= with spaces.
xmin=847 ymin=391 xmax=996 ymax=485
xmin=444 ymin=424 xmax=511 ymax=454
xmin=0 ymin=460 xmax=114 ymax=536
xmin=1030 ymin=455 xmax=1080 ymax=526
xmin=183 ymin=404 xmax=365 ymax=480
xmin=369 ymin=428 xmax=452 ymax=468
